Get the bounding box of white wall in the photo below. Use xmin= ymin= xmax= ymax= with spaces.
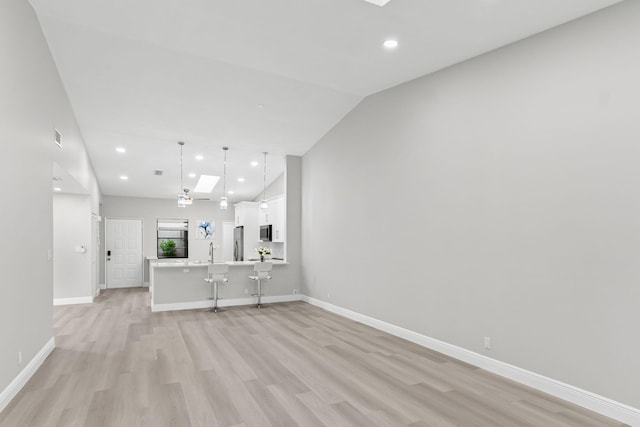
xmin=254 ymin=172 xmax=285 ymax=201
xmin=53 ymin=194 xmax=93 ymax=300
xmin=302 ymin=1 xmax=640 ymax=409
xmin=0 ymin=0 xmax=100 ymax=405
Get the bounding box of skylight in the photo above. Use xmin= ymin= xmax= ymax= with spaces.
xmin=193 ymin=175 xmax=220 ymax=193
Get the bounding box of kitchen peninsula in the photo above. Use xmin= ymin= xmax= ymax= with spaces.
xmin=149 ymin=259 xmax=291 ymax=312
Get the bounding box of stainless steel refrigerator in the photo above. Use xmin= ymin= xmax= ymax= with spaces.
xmin=233 ymin=226 xmax=244 ymax=261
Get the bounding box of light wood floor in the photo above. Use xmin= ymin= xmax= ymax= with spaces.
xmin=0 ymin=288 xmax=628 ymax=427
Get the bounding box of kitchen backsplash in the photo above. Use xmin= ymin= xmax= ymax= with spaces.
xmin=266 ymin=242 xmax=285 ymax=259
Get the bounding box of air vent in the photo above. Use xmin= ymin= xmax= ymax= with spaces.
xmin=54 ymin=129 xmax=62 ymax=148
xmin=154 ymin=170 xmax=163 ymax=176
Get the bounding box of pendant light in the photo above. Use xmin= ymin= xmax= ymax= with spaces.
xmin=177 ymin=141 xmax=192 ymax=208
xmin=219 ymin=146 xmax=229 ymax=210
xmin=260 ymin=151 xmax=268 ymax=212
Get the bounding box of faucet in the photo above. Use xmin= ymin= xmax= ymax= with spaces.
xmin=209 ymin=242 xmax=214 ymax=264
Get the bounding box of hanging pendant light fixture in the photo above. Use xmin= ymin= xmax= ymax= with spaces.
xmin=177 ymin=141 xmax=192 ymax=208
xmin=260 ymin=151 xmax=268 ymax=212
xmin=219 ymin=146 xmax=229 ymax=210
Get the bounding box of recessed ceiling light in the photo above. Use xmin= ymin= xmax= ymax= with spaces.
xmin=383 ymin=39 xmax=398 ymax=49
xmin=364 ymin=0 xmax=391 ymax=6
xmin=53 ymin=187 xmax=62 ymax=192
xmin=188 ymin=173 xmax=196 ymax=178
xmin=250 ymin=161 xmax=259 ymax=166
xmin=195 ymin=155 xmax=204 ymax=161
xmin=193 ymin=174 xmax=220 ymax=193
xmin=116 ymin=147 xmax=126 ymax=153
xmin=228 ymin=190 xmax=234 ymax=195
xmin=119 ymin=175 xmax=128 ymax=180
xmin=238 ymin=177 xmax=245 ymax=183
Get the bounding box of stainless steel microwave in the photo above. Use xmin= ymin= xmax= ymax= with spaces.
xmin=259 ymin=225 xmax=272 ymax=242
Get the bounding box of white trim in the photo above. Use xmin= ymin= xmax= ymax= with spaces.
xmin=0 ymin=337 xmax=55 ymax=414
xmin=98 ymin=283 xmax=106 ymax=290
xmin=53 ymin=296 xmax=93 ymax=306
xmin=152 ymin=294 xmax=301 ymax=312
xmin=300 ymin=295 xmax=640 ymax=426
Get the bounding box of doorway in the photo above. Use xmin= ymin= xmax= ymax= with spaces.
xmin=105 ymin=218 xmax=143 ymax=288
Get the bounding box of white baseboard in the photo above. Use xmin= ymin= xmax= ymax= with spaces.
xmin=300 ymin=295 xmax=640 ymax=426
xmin=0 ymin=337 xmax=55 ymax=414
xmin=53 ymin=296 xmax=93 ymax=306
xmin=151 ymin=294 xmax=301 ymax=312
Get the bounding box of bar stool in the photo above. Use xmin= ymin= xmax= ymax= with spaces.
xmin=249 ymin=261 xmax=272 ymax=308
xmin=204 ymin=263 xmax=229 ymax=312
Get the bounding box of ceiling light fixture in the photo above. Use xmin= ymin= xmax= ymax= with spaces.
xmin=250 ymin=161 xmax=259 ymax=167
xmin=195 ymin=154 xmax=204 ymax=161
xmin=228 ymin=190 xmax=234 ymax=195
xmin=188 ymin=173 xmax=196 ymax=178
xmin=383 ymin=39 xmax=398 ymax=49
xmin=238 ymin=177 xmax=245 ymax=183
xmin=119 ymin=175 xmax=128 ymax=180
xmin=53 ymin=187 xmax=62 ymax=192
xmin=220 ymin=146 xmax=229 ymax=210
xmin=260 ymin=152 xmax=268 ymax=212
xmin=364 ymin=0 xmax=391 ymax=6
xmin=116 ymin=147 xmax=126 ymax=153
xmin=177 ymin=141 xmax=192 ymax=207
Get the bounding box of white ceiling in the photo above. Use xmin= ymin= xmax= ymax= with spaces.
xmin=30 ymin=0 xmax=622 ymax=201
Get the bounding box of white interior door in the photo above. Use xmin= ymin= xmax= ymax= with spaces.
xmin=106 ymin=218 xmax=143 ymax=288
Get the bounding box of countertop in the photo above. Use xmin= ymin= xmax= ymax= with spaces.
xmin=150 ymin=260 xmax=287 ymax=268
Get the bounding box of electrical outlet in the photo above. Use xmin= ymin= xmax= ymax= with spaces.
xmin=484 ymin=336 xmax=491 ymax=350
xmin=293 ymin=289 xmax=299 ymax=295
xmin=18 ymin=351 xmax=22 ymax=365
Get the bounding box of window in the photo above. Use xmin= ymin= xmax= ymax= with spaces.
xmin=157 ymin=219 xmax=188 ymax=259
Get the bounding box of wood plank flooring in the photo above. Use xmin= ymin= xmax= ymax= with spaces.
xmin=0 ymin=288 xmax=628 ymax=427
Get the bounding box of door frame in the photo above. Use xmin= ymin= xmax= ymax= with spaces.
xmin=105 ymin=217 xmax=144 ymax=289
xmin=92 ymin=213 xmax=101 ymax=298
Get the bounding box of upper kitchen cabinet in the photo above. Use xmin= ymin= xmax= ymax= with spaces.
xmin=235 ymin=201 xmax=258 ymax=227
xmin=258 ymin=204 xmax=268 ymax=226
xmin=269 ymin=196 xmax=285 ymax=243
xmin=253 ymin=195 xmax=285 ymax=242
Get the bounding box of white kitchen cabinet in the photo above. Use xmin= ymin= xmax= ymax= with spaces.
xmin=235 ymin=201 xmax=257 ymax=227
xmin=258 ymin=205 xmax=269 ymax=226
xmin=269 ymin=196 xmax=285 ymax=243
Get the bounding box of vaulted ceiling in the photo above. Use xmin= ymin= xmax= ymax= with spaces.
xmin=31 ymin=0 xmax=622 ymax=201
